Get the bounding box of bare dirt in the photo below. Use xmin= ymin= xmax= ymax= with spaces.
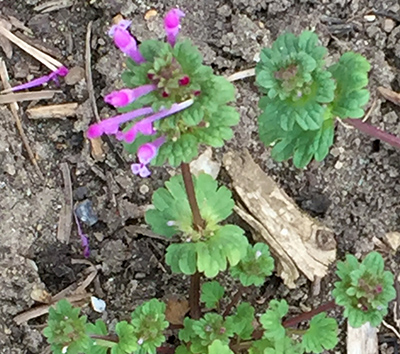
xmin=1 ymin=0 xmax=400 ymax=353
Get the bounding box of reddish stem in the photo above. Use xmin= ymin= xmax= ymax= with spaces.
xmin=282 ymin=300 xmax=336 ymax=327
xmin=344 ymin=118 xmax=400 ymax=149
xmin=223 ymin=285 xmax=246 ymax=317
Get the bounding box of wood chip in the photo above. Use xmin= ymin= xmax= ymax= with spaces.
xmin=223 ymin=149 xmax=336 ymax=288
xmin=378 ymin=86 xmax=400 ymax=106
xmin=0 ymin=90 xmax=60 ymax=104
xmin=57 ymin=162 xmax=73 ymax=243
xmin=34 ymin=0 xmax=73 ymax=13
xmin=385 ymin=231 xmax=400 ymax=252
xmin=165 ymin=295 xmax=189 ymax=325
xmin=145 ymin=9 xmax=158 ymax=21
xmin=347 ymin=322 xmax=378 ymax=354
xmin=90 ymin=137 xmax=105 ymax=161
xmin=26 ymin=102 xmax=78 ymax=119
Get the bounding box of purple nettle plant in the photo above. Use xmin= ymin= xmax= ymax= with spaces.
xmin=86 ymin=8 xmax=239 ymax=177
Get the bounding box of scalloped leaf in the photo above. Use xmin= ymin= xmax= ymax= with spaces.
xmin=225 ymin=302 xmax=255 ymax=340
xmin=201 ymin=281 xmax=225 ymax=309
xmin=260 ymin=300 xmax=288 ymax=340
xmin=301 ymin=313 xmax=338 ymax=353
xmin=208 ymin=340 xmax=234 ymax=354
xmin=112 ymin=321 xmax=138 ymax=354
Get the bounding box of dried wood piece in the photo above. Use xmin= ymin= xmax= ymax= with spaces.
xmin=347 ymin=322 xmax=378 ymax=354
xmin=26 ymin=102 xmax=78 ymax=119
xmin=0 ymin=90 xmax=59 ymax=104
xmin=223 ymin=149 xmax=336 ymax=288
xmin=378 ymin=86 xmax=400 ymax=106
xmin=57 ymin=162 xmax=73 ymax=243
xmin=226 ymin=68 xmax=255 ymax=82
xmin=90 ymin=137 xmax=105 ymax=161
xmin=34 ymin=0 xmax=73 ymax=13
xmin=0 ymin=19 xmax=12 ymax=59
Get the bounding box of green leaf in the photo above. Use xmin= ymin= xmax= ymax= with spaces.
xmin=225 ymin=302 xmax=255 ymax=340
xmin=230 ymin=243 xmax=274 ymax=287
xmin=301 ymin=313 xmax=338 ymax=353
xmin=208 ymin=340 xmax=234 ymax=354
xmin=139 ymin=40 xmax=170 ymax=62
xmin=329 ymin=52 xmax=371 ymax=119
xmin=200 ymin=281 xmax=225 ymax=309
xmin=112 ymin=321 xmax=138 ymax=354
xmin=260 ymin=300 xmax=288 ymax=340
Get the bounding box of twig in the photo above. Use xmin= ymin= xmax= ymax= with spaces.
xmin=26 ymin=102 xmax=78 ymax=119
xmin=57 ymin=162 xmax=73 ymax=243
xmin=382 ymin=320 xmax=400 ymax=341
xmin=0 ymin=90 xmax=60 ymax=104
xmin=0 ymin=25 xmax=62 ymax=71
xmin=362 ymin=98 xmax=377 ymax=122
xmin=223 ymin=285 xmax=245 ymax=317
xmin=85 ymin=21 xmax=100 ymax=122
xmin=0 ymin=59 xmax=44 ymax=180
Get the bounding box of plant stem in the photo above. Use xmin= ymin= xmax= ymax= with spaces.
xmin=344 ymin=118 xmax=400 ymax=150
xmin=223 ymin=285 xmax=245 ymax=317
xmin=180 ymin=163 xmax=204 ymax=231
xmin=282 ymin=300 xmax=336 ymax=327
xmin=180 ymin=163 xmax=204 ymax=320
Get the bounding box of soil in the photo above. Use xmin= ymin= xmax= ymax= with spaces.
xmin=1 ymin=0 xmax=400 ymax=353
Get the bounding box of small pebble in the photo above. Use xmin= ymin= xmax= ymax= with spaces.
xmin=75 ymin=199 xmax=98 ymax=226
xmin=335 ymin=161 xmax=343 ymax=169
xmin=139 ymin=184 xmax=149 ymax=194
xmin=364 ymin=14 xmax=376 ymax=22
xmin=97 ymin=38 xmax=106 ymax=46
xmin=135 ymin=272 xmax=146 ymax=280
xmin=65 ymin=66 xmax=85 ymax=85
xmin=93 ymin=232 xmax=104 ymax=242
xmin=383 ymin=18 xmax=395 ymax=33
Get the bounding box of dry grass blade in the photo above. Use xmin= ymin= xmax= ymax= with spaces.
xmin=226 ymin=68 xmax=255 ymax=82
xmin=26 ymin=102 xmax=78 ymax=119
xmin=0 ymin=59 xmax=44 ymax=180
xmin=0 ymin=25 xmax=62 ymax=71
xmin=0 ymin=90 xmax=60 ymax=104
xmin=34 ymin=0 xmax=73 ymax=13
xmin=57 ymin=162 xmax=73 ymax=243
xmin=378 ymin=86 xmax=400 ymax=106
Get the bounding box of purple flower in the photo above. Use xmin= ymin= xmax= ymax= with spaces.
xmin=116 ymin=99 xmax=194 ymax=143
xmin=164 ymin=8 xmax=185 ymax=46
xmin=131 ymin=136 xmax=166 ymax=177
xmin=104 ymin=84 xmax=157 ymax=107
xmin=10 ymin=66 xmax=69 ymax=92
xmin=87 ymin=106 xmax=154 ymax=139
xmin=109 ymin=21 xmax=146 ymax=64
xmin=74 ymin=213 xmax=90 ymax=258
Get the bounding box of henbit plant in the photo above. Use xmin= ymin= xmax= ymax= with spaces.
xmin=256 ymin=31 xmax=371 ymax=168
xmin=42 ymin=9 xmax=396 ymax=354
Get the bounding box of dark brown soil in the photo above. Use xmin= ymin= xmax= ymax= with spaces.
xmin=1 ymin=0 xmax=400 ymax=353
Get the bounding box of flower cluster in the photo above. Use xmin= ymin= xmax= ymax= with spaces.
xmin=86 ymin=8 xmax=238 ymax=177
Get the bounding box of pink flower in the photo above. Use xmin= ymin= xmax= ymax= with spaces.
xmin=10 ymin=66 xmax=69 ymax=92
xmin=164 ymin=8 xmax=185 ymax=46
xmin=104 ymin=84 xmax=157 ymax=107
xmin=109 ymin=21 xmax=146 ymax=64
xmin=117 ymin=99 xmax=194 ymax=143
xmin=131 ymin=136 xmax=166 ymax=178
xmin=87 ymin=106 xmax=154 ymax=139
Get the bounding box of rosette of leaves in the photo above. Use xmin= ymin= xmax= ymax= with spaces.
xmin=332 ymin=251 xmax=396 ymax=327
xmin=145 ymin=173 xmax=248 ymax=277
xmin=122 ymin=39 xmax=239 ymax=167
xmin=178 ymin=313 xmax=235 ymax=353
xmin=129 ymin=299 xmax=169 ymax=354
xmin=256 ymin=31 xmax=370 ymax=168
xmin=230 ymin=243 xmax=274 ymax=286
xmin=43 ymin=299 xmax=91 ymax=354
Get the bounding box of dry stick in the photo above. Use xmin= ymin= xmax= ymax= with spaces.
xmin=85 ymin=20 xmax=100 ymax=123
xmin=0 ymin=25 xmax=61 ymax=71
xmin=344 ymin=118 xmax=400 ymax=150
xmin=0 ymin=59 xmax=44 ymax=180
xmin=0 ymin=90 xmax=60 ymax=104
xmin=181 ymin=163 xmax=204 ymax=320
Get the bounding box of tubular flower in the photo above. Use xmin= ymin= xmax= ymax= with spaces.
xmin=131 ymin=136 xmax=166 ymax=178
xmin=104 ymin=84 xmax=157 ymax=107
xmin=164 ymin=8 xmax=185 ymax=46
xmin=9 ymin=66 xmax=69 ymax=92
xmin=86 ymin=106 xmax=154 ymax=139
xmin=109 ymin=20 xmax=146 ymax=64
xmin=116 ymin=99 xmax=194 ymax=143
